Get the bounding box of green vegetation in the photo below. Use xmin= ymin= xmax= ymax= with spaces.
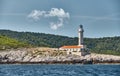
xmin=0 ymin=30 xmax=120 ymax=55
xmin=0 ymin=35 xmax=29 ymax=50
xmin=84 ymin=37 xmax=120 ymax=55
xmin=0 ymin=30 xmax=77 ymax=47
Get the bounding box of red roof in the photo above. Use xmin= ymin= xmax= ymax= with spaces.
xmin=60 ymin=45 xmax=83 ymax=49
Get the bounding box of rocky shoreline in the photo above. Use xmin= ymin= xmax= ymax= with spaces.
xmin=0 ymin=48 xmax=120 ymax=64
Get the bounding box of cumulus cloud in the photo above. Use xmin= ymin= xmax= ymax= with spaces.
xmin=28 ymin=10 xmax=46 ymax=20
xmin=28 ymin=8 xmax=70 ymax=30
xmin=45 ymin=8 xmax=70 ymax=18
xmin=50 ymin=18 xmax=63 ymax=30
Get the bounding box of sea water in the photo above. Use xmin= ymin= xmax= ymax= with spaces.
xmin=0 ymin=64 xmax=120 ymax=76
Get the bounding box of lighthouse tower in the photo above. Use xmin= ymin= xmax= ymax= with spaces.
xmin=59 ymin=24 xmax=89 ymax=56
xmin=78 ymin=25 xmax=84 ymax=46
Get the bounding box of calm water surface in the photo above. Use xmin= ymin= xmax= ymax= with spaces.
xmin=0 ymin=64 xmax=120 ymax=76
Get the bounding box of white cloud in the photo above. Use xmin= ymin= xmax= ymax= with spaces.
xmin=50 ymin=18 xmax=63 ymax=30
xmin=28 ymin=8 xmax=70 ymax=30
xmin=28 ymin=10 xmax=46 ymax=20
xmin=46 ymin=8 xmax=70 ymax=18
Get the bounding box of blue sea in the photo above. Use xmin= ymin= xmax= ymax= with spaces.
xmin=0 ymin=64 xmax=120 ymax=76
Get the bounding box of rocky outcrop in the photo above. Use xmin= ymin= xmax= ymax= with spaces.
xmin=0 ymin=48 xmax=120 ymax=64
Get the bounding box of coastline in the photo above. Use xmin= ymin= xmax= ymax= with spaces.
xmin=0 ymin=48 xmax=120 ymax=64
xmin=0 ymin=61 xmax=120 ymax=64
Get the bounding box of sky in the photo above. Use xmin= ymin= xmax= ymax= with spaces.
xmin=0 ymin=0 xmax=120 ymax=38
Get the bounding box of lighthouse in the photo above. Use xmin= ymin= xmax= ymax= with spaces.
xmin=59 ymin=24 xmax=89 ymax=56
xmin=78 ymin=25 xmax=84 ymax=46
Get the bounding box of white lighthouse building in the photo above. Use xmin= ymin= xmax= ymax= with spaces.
xmin=60 ymin=25 xmax=89 ymax=56
xmin=78 ymin=25 xmax=84 ymax=46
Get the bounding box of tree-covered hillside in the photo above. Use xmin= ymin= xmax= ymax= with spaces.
xmin=0 ymin=35 xmax=29 ymax=50
xmin=84 ymin=37 xmax=120 ymax=55
xmin=0 ymin=30 xmax=78 ymax=47
xmin=0 ymin=30 xmax=120 ymax=55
